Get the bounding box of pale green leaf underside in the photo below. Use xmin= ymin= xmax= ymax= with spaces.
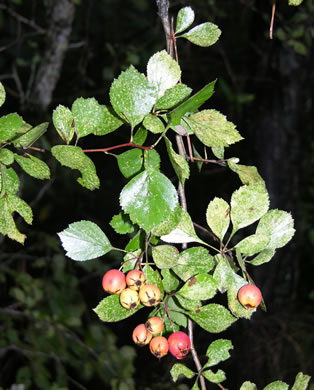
xmin=0 ymin=81 xmax=5 ymax=107
xmin=58 ymin=220 xmax=112 ymax=261
xmin=240 ymin=381 xmax=258 ymax=390
xmin=94 ymin=294 xmax=141 ymax=322
xmin=235 ymin=233 xmax=270 ymax=256
xmin=250 ymin=249 xmax=276 ymax=266
xmin=53 ymin=105 xmax=74 ymax=144
xmin=14 ymin=153 xmax=50 ymax=180
xmin=120 ymin=168 xmax=178 ymax=232
xmin=289 ymin=0 xmax=303 ymax=5
xmin=228 ymin=160 xmax=265 ymax=186
xmin=51 ymin=145 xmax=100 ymax=190
xmin=170 ymin=363 xmax=195 ymax=382
xmin=180 ymin=22 xmax=221 ymax=47
xmin=206 ymin=197 xmax=230 ymax=241
xmin=175 ymin=6 xmax=195 ymax=34
xmin=147 ymin=50 xmax=181 ymax=98
xmin=110 ymin=65 xmax=156 ymax=127
xmin=231 ymin=184 xmax=269 ymax=233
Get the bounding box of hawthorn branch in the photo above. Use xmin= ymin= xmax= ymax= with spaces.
xmin=83 ymin=142 xmax=153 ymax=153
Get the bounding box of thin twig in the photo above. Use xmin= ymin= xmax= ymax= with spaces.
xmin=83 ymin=142 xmax=153 ymax=153
xmin=270 ymin=0 xmax=276 ymax=40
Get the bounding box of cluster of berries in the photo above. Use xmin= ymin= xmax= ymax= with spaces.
xmin=102 ymin=269 xmax=191 ymax=359
xmin=102 ymin=269 xmax=161 ymax=309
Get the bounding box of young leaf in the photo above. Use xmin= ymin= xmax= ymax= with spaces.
xmin=235 ymin=234 xmax=270 ymax=256
xmin=152 ymin=245 xmax=179 ymax=269
xmin=204 ymin=339 xmax=233 ymax=368
xmin=169 ymin=80 xmax=216 ymax=126
xmin=161 ymin=208 xmax=206 ymax=245
xmin=256 ymin=209 xmax=295 ymax=250
xmin=0 ymin=113 xmax=23 ymax=143
xmin=95 ymin=105 xmax=124 ymax=136
xmin=143 ymin=114 xmax=165 ymax=134
xmin=228 ymin=160 xmax=265 ymax=186
xmin=206 ymin=197 xmax=230 ymax=241
xmin=147 ymin=50 xmax=181 ymax=98
xmin=58 ymin=220 xmax=112 ymax=261
xmin=164 ymin=136 xmax=190 ymax=185
xmin=250 ymin=249 xmax=276 ymax=266
xmin=0 ymin=82 xmax=5 ymax=107
xmin=180 ymin=22 xmax=221 ymax=47
xmin=14 ymin=154 xmax=50 ymax=180
xmin=110 ymin=212 xmax=135 ymax=234
xmin=110 ymin=65 xmax=156 ymax=127
xmin=202 ymin=369 xmax=226 ymax=384
xmin=0 ymin=148 xmax=14 ymax=165
xmin=120 ymin=167 xmax=178 ymax=232
xmin=175 ymin=6 xmax=195 ymax=34
xmin=240 ymin=382 xmax=258 ymax=390
xmin=231 ymin=184 xmax=269 ymax=233
xmin=155 ymin=84 xmax=192 ymax=111
xmin=170 ymin=363 xmax=195 ymax=382
xmin=161 ymin=269 xmax=180 ymax=293
xmin=186 ymin=109 xmax=243 ymax=148
xmin=178 ymin=273 xmax=217 ymax=300
xmin=0 ymin=194 xmax=33 ymax=244
xmin=0 ymin=167 xmax=20 ymax=194
xmin=189 ymin=303 xmax=237 ymax=333
xmin=51 ymin=145 xmax=100 ymax=190
xmin=291 ymin=372 xmax=311 ymax=390
xmin=93 ymin=294 xmax=142 ymax=322
xmin=263 ymin=381 xmax=289 ymax=390
xmin=53 ymin=105 xmax=74 ymax=144
xmin=13 ymin=122 xmax=48 ymax=148
xmin=172 ymin=246 xmax=215 ymax=282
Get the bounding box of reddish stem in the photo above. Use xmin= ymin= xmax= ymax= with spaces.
xmin=83 ymin=142 xmax=153 ymax=153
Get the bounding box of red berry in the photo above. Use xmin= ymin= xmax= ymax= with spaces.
xmin=126 ymin=270 xmax=146 ymax=291
xmin=149 ymin=336 xmax=168 ymax=359
xmin=139 ymin=284 xmax=161 ymax=307
xmin=168 ymin=331 xmax=191 ymax=360
xmin=145 ymin=316 xmax=164 ymax=335
xmin=238 ymin=284 xmax=262 ymax=310
xmin=132 ymin=324 xmax=152 ymax=346
xmin=102 ymin=269 xmax=126 ymax=294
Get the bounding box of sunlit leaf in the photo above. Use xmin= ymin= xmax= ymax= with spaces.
xmin=175 ymin=6 xmax=195 ymax=34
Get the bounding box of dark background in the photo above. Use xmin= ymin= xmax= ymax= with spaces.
xmin=0 ymin=0 xmax=313 ymax=389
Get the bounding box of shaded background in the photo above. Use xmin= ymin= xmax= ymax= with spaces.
xmin=0 ymin=0 xmax=313 ymax=389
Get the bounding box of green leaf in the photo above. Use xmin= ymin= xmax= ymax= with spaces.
xmin=125 ymin=231 xmax=145 ymax=252
xmin=228 ymin=160 xmax=265 ymax=186
xmin=169 ymin=80 xmax=216 ymax=126
xmin=178 ymin=273 xmax=217 ymax=300
xmin=57 ymin=220 xmax=112 ymax=261
xmin=250 ymin=249 xmax=276 ymax=266
xmin=147 ymin=50 xmax=181 ymax=98
xmin=152 ymin=245 xmax=179 ymax=268
xmin=0 ymin=82 xmax=5 ymax=107
xmin=173 ymin=246 xmax=215 ymax=282
xmin=170 ymin=363 xmax=195 ymax=382
xmin=14 ymin=153 xmax=50 ymax=180
xmin=204 ymin=339 xmax=233 ymax=368
xmin=165 ymin=136 xmax=190 ymax=185
xmin=289 ymin=0 xmax=303 ymax=5
xmin=0 ymin=113 xmax=23 ymax=143
xmin=235 ymin=234 xmax=270 ymax=256
xmin=13 ymin=122 xmax=48 ymax=148
xmin=168 ymin=296 xmax=188 ymax=327
xmin=231 ymin=184 xmax=269 ymax=233
xmin=53 ymin=105 xmax=74 ymax=144
xmin=202 ymin=369 xmax=226 ymax=384
xmin=122 ymin=249 xmax=141 ymax=273
xmin=206 ymin=197 xmax=230 ymax=241
xmin=175 ymin=294 xmax=202 ymax=312
xmin=0 ymin=166 xmax=20 ymax=194
xmin=117 ymin=149 xmax=143 ymax=179
xmin=180 ymin=22 xmax=221 ymax=47
xmin=51 ymin=145 xmax=100 ymax=190
xmin=189 ymin=303 xmax=237 ymax=333
xmin=143 ymin=264 xmax=164 ymax=297
xmin=133 ymin=126 xmax=147 ymax=145
xmin=72 ymin=97 xmax=105 ymax=138
xmin=212 ymin=146 xmax=224 ymax=159
xmin=263 ymin=381 xmax=289 ymax=390
xmin=186 ymin=109 xmax=243 ymax=148
xmin=291 ymin=372 xmax=311 ymax=390
xmin=120 ymin=167 xmax=178 ymax=232
xmin=161 ymin=269 xmax=180 ymax=293
xmin=155 ymin=84 xmax=192 ymax=111
xmin=143 ymin=149 xmax=161 ymax=171
xmin=0 ymin=193 xmax=33 ymax=244
xmin=143 ymin=114 xmax=165 ymax=134
xmin=110 ymin=65 xmax=156 ymax=127
xmin=161 ymin=208 xmax=205 ymax=245
xmin=96 ymin=105 xmax=124 ymax=135
xmin=192 ymin=379 xmax=200 ymax=390
xmin=93 ymin=294 xmax=141 ymax=322
xmin=240 ymin=382 xmax=258 ymax=390
xmin=256 ymin=209 xmax=295 ymax=249
xmin=0 ymin=148 xmax=14 ymax=165
xmin=153 ymin=204 xmax=182 ymax=236
xmin=227 ymin=272 xmax=254 ymax=319
xmin=110 ymin=212 xmax=135 ymax=234
xmin=213 ymin=255 xmax=234 ymax=293
xmin=175 ymin=6 xmax=195 ymax=34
